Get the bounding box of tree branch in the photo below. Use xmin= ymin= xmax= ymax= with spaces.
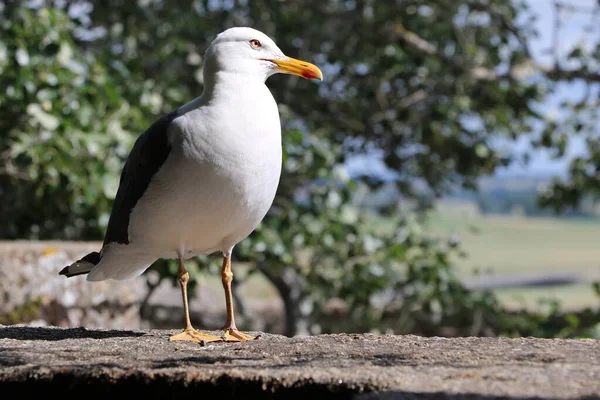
xmin=544 ymin=68 xmax=600 ymax=83
xmin=256 ymin=261 xmax=303 ymax=337
xmin=552 ymin=0 xmax=562 ymax=71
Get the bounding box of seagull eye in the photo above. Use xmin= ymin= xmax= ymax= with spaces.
xmin=249 ymin=39 xmax=262 ymax=49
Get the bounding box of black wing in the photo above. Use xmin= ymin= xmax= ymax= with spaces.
xmin=103 ymin=109 xmax=179 ymax=246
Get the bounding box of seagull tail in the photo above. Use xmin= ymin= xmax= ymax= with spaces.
xmin=59 ymin=251 xmax=101 ymax=278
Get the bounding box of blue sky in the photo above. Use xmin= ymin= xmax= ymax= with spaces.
xmin=495 ymin=0 xmax=599 ymax=177
xmin=347 ymin=0 xmax=599 ymax=181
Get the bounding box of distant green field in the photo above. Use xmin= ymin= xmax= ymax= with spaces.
xmin=423 ymin=200 xmax=600 ymax=310
xmin=426 ymin=200 xmax=600 ymax=274
xmin=494 ymin=284 xmax=597 ymax=311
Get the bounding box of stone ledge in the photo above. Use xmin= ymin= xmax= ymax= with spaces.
xmin=1 ymin=325 xmax=599 ymax=399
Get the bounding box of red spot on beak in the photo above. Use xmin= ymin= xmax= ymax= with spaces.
xmin=301 ymin=70 xmax=319 ymax=80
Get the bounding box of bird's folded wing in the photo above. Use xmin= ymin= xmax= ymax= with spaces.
xmin=103 ymin=109 xmax=179 ymax=246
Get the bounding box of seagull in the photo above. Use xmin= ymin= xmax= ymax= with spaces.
xmin=59 ymin=27 xmax=323 ymax=344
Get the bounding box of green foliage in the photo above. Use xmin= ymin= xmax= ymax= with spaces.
xmin=0 ymin=4 xmax=146 ymax=239
xmin=495 ymin=300 xmax=600 ymax=339
xmin=2 ymin=0 xmax=599 ymax=339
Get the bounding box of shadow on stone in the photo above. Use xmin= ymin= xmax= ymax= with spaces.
xmin=0 ymin=348 xmax=27 ymax=366
xmin=1 ymin=375 xmax=362 ymax=400
xmin=8 ymin=380 xmax=600 ymax=400
xmin=0 ymin=326 xmax=145 ymax=341
xmin=356 ymin=391 xmax=600 ymax=400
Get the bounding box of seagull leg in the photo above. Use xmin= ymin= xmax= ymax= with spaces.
xmin=220 ymin=254 xmax=258 ymax=342
xmin=169 ymin=256 xmax=222 ymax=344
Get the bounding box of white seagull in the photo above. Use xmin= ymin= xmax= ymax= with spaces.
xmin=59 ymin=27 xmax=323 ymax=343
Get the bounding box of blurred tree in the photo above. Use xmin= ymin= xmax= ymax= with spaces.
xmin=0 ymin=2 xmax=151 ymax=238
xmin=83 ymin=0 xmax=542 ymax=197
xmin=530 ymin=2 xmax=600 ymax=212
xmin=2 ymin=0 xmax=599 ymax=337
xmin=76 ymin=0 xmax=535 ymax=335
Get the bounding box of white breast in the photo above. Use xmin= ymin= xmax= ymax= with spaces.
xmin=128 ymin=80 xmax=282 ymax=259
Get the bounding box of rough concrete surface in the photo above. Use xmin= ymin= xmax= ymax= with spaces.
xmin=1 ymin=325 xmax=599 ymax=399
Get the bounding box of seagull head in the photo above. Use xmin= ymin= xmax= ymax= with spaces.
xmin=204 ymin=27 xmax=323 ymax=82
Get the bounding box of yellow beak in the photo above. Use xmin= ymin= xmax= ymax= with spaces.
xmin=267 ymin=57 xmax=323 ymax=81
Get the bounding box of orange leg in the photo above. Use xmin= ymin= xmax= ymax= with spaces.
xmin=220 ymin=254 xmax=258 ymax=342
xmin=169 ymin=256 xmax=222 ymax=345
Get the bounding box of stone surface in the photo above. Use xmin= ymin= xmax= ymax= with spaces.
xmin=1 ymin=325 xmax=599 ymax=399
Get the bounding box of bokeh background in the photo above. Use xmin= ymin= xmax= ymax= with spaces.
xmin=1 ymin=0 xmax=599 ymax=338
